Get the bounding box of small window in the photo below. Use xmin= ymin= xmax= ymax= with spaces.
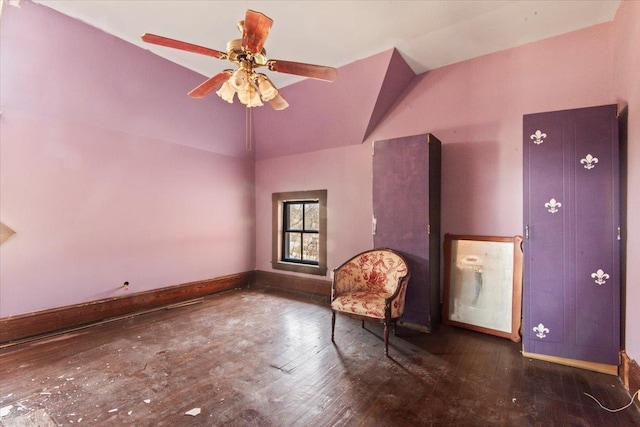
xmin=272 ymin=190 xmax=327 ymax=276
xmin=282 ymin=200 xmax=319 ymax=264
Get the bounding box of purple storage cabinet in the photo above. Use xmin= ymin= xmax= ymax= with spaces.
xmin=373 ymin=134 xmax=441 ymax=332
xmin=523 ymin=104 xmax=621 ymax=368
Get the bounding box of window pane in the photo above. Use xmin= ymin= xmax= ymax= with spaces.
xmin=285 ymin=232 xmax=302 ymax=260
xmin=305 ymin=203 xmax=319 ymax=231
xmin=286 ymin=204 xmax=303 ymax=230
xmin=302 ymin=233 xmax=319 ymax=261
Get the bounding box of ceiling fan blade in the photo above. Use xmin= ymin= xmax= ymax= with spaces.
xmin=241 ymin=10 xmax=273 ymax=54
xmin=141 ymin=33 xmax=227 ymax=59
xmin=188 ymin=71 xmax=232 ymax=98
xmin=267 ymin=60 xmax=337 ymax=82
xmin=268 ymin=94 xmax=289 ymax=110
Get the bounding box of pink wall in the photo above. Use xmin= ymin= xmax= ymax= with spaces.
xmin=613 ymin=0 xmax=640 ymax=364
xmin=256 ymin=21 xmax=615 ymax=268
xmin=370 ymin=21 xmax=614 ymax=238
xmin=1 ymin=1 xmax=249 ymax=158
xmin=0 ymin=2 xmax=255 ymax=316
xmin=2 ymin=0 xmax=637 ymax=367
xmin=254 ymin=144 xmax=373 ymax=276
xmin=255 ymin=7 xmax=638 ymax=361
xmin=253 ymin=49 xmax=401 ymax=160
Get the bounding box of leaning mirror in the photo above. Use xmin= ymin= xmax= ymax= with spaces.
xmin=442 ymin=234 xmax=523 ymax=342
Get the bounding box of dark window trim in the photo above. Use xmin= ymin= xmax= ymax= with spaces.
xmin=272 ymin=190 xmax=327 ymax=276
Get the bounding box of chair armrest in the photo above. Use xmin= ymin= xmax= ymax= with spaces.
xmin=331 ymin=266 xmax=363 ymax=300
xmin=385 ymin=273 xmax=411 ymax=318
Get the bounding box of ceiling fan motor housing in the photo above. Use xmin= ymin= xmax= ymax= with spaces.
xmin=226 ymin=39 xmax=267 ymax=67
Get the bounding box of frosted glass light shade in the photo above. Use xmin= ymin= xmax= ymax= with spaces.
xmin=256 ymin=74 xmax=278 ymax=101
xmin=216 ymin=81 xmax=236 ymax=103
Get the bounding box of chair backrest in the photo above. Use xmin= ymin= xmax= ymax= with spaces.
xmin=334 ymin=248 xmax=409 ymax=294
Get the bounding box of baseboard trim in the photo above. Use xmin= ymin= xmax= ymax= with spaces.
xmin=522 ymin=351 xmax=618 ymax=376
xmin=398 ymin=320 xmax=433 ymax=333
xmin=621 ymin=351 xmax=640 ymax=402
xmin=252 ymin=270 xmax=331 ymax=301
xmin=0 ymin=272 xmax=252 ymax=344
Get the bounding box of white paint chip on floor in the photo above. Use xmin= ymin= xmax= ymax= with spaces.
xmin=185 ymin=408 xmax=201 ymax=416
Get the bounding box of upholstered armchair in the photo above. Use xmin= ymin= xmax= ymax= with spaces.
xmin=330 ymin=248 xmax=411 ymax=356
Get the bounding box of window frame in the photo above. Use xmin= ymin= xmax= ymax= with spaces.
xmin=272 ymin=190 xmax=327 ymax=276
xmin=281 ymin=200 xmax=320 ymax=265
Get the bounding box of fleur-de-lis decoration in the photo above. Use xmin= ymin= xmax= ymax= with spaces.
xmin=580 ymin=154 xmax=599 ymax=170
xmin=591 ymin=269 xmax=609 ymax=285
xmin=545 ymin=198 xmax=562 ymax=213
xmin=530 ymin=130 xmax=547 ymax=145
xmin=533 ymin=323 xmax=549 ymax=339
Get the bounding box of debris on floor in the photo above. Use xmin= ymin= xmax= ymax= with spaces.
xmin=185 ymin=407 xmax=201 ymax=416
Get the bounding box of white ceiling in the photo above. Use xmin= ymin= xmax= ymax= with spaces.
xmin=31 ymin=0 xmax=620 ymax=89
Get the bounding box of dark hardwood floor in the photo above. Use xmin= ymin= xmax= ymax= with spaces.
xmin=1 ymin=287 xmax=638 ymax=426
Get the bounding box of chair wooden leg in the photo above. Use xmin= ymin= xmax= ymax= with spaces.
xmin=362 ymin=320 xmax=365 ymax=328
xmin=384 ymin=321 xmax=390 ymax=356
xmin=331 ymin=311 xmax=336 ymax=342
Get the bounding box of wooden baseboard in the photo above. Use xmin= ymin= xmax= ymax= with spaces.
xmin=398 ymin=320 xmax=433 ymax=333
xmin=522 ymin=351 xmax=618 ymax=376
xmin=0 ymin=272 xmax=252 ymax=344
xmin=253 ymin=270 xmax=331 ymax=301
xmin=621 ymin=351 xmax=640 ymax=400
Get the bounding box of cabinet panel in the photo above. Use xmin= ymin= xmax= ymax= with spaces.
xmin=524 ymin=114 xmax=569 ymax=349
xmin=373 ymin=134 xmax=441 ymax=331
xmin=523 ymin=104 xmax=620 ymax=366
xmin=572 ymin=107 xmax=620 ymax=360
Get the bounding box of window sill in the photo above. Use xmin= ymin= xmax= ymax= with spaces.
xmin=272 ymin=261 xmax=327 ymax=276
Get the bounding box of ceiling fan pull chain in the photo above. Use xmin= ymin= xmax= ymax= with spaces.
xmin=246 ymin=106 xmax=252 ymax=151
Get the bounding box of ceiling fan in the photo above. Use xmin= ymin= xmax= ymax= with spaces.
xmin=141 ymin=9 xmax=338 ymax=110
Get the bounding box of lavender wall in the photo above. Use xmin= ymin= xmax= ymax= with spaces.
xmin=253 ymin=49 xmax=401 ymax=161
xmin=370 ymin=22 xmax=613 ymax=237
xmin=613 ymin=0 xmax=640 ymax=365
xmin=2 ymin=0 xmax=637 ymax=367
xmin=256 ymin=22 xmax=614 ymax=269
xmin=255 ymin=6 xmax=638 ymax=363
xmin=255 ymin=144 xmax=373 ymax=276
xmin=0 ymin=2 xmax=255 ymax=316
xmin=253 ymin=49 xmax=416 ymax=276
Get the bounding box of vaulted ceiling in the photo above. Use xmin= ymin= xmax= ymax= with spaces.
xmin=31 ymin=0 xmax=620 ymax=90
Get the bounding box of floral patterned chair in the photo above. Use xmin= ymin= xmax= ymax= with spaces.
xmin=331 ymin=248 xmax=411 ymax=356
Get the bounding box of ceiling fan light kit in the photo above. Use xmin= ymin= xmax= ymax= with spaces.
xmin=142 ymin=9 xmax=337 ymax=110
xmin=255 ymin=74 xmax=278 ymax=101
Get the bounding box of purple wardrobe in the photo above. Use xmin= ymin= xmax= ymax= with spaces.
xmin=522 ymin=104 xmax=621 ymax=368
xmin=373 ymin=134 xmax=442 ymax=332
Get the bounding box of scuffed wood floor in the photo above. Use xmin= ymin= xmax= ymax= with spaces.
xmin=1 ymin=287 xmax=638 ymax=426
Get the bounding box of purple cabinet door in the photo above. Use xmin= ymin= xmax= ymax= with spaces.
xmin=373 ymin=134 xmax=441 ymax=331
xmin=523 ymin=104 xmax=620 ymax=365
xmin=523 ymin=111 xmax=569 ymax=356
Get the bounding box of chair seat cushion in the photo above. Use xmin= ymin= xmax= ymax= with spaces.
xmin=331 ymin=291 xmax=393 ymax=319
